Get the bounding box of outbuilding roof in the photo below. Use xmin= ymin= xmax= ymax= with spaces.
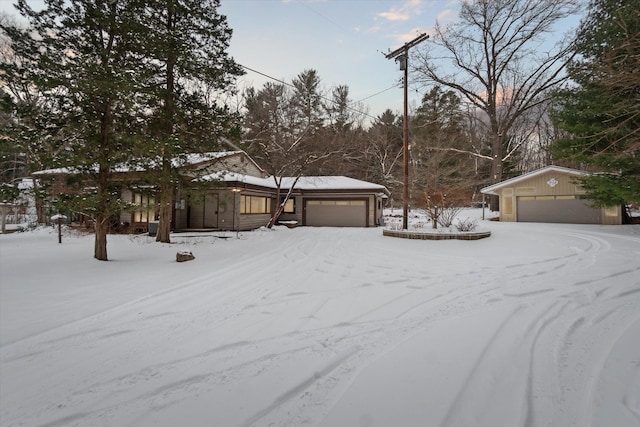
xmin=480 ymin=166 xmax=590 ymax=196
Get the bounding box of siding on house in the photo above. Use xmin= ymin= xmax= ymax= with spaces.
xmin=190 ymin=152 xmax=265 ymax=178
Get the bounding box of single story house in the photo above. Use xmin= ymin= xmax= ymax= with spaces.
xmin=181 ymin=173 xmax=389 ymax=231
xmin=480 ymin=165 xmax=622 ymax=225
xmin=33 ymin=151 xmax=390 ymax=231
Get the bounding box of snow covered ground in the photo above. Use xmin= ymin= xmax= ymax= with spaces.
xmin=1 ymin=210 xmax=639 ymax=427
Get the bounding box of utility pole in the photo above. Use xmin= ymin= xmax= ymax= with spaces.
xmin=385 ymin=33 xmax=429 ymax=230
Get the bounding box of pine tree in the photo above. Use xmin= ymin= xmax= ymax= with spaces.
xmin=551 ymin=0 xmax=640 ymax=209
xmin=139 ymin=0 xmax=244 ymax=243
xmin=4 ymin=0 xmax=151 ymax=260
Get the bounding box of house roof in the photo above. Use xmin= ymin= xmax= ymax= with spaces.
xmin=31 ymin=151 xmax=245 ymax=176
xmin=199 ymin=172 xmax=390 ymax=195
xmin=480 ymin=166 xmax=590 ymax=195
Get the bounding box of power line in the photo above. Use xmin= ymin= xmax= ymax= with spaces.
xmin=356 ymin=84 xmax=399 ymax=102
xmin=239 ymin=63 xmax=392 ymax=122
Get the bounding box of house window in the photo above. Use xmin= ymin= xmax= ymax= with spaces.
xmin=240 ymin=195 xmax=271 ymax=214
xmin=281 ymin=197 xmax=295 ymax=213
xmin=133 ymin=192 xmax=156 ymax=222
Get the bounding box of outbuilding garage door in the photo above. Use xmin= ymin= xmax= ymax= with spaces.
xmin=305 ymin=199 xmax=367 ymax=227
xmin=517 ymin=196 xmax=601 ymax=224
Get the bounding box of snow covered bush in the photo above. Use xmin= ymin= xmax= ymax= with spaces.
xmin=437 ymin=206 xmax=463 ymax=228
xmin=455 ymin=218 xmax=478 ymax=232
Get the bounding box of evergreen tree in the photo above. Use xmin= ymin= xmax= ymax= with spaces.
xmin=552 ymin=0 xmax=640 ymax=210
xmin=4 ymin=0 xmax=150 ymax=260
xmin=290 ymin=69 xmax=325 ymax=133
xmin=139 ymin=0 xmax=244 ymax=243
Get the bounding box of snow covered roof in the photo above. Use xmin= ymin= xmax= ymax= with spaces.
xmin=289 ymin=176 xmax=389 ymax=191
xmin=480 ymin=166 xmax=590 ymax=195
xmin=199 ymin=172 xmax=276 ymax=188
xmin=31 ymin=151 xmax=244 ymax=176
xmin=198 ymin=172 xmax=390 ymax=194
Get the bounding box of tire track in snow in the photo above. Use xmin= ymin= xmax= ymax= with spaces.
xmin=239 ymin=346 xmax=360 ymax=427
xmin=438 ymin=301 xmax=571 ymax=427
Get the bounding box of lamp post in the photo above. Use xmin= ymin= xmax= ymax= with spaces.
xmin=386 ymin=33 xmax=429 ymax=230
xmin=50 ymin=214 xmax=67 ymax=243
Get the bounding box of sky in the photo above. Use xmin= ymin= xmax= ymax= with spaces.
xmin=218 ymin=0 xmax=462 ymax=121
xmin=2 ymin=0 xmax=585 ymax=122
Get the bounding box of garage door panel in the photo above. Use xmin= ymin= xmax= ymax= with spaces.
xmin=305 ymin=200 xmax=367 ymax=227
xmin=517 ymin=198 xmax=601 ymax=224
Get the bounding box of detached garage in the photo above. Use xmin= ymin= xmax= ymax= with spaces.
xmin=481 ymin=166 xmax=622 ymax=225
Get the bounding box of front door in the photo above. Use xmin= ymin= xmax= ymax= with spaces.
xmin=203 ymin=192 xmax=218 ymax=228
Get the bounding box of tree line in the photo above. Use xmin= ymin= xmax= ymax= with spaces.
xmin=1 ymin=0 xmax=638 ymax=260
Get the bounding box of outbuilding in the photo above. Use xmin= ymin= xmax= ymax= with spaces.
xmin=480 ymin=166 xmax=622 ymax=225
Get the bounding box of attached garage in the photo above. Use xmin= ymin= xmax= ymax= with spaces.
xmin=304 ymin=199 xmax=368 ymax=227
xmin=190 ymin=173 xmax=390 ymax=230
xmin=481 ymin=166 xmax=622 ymax=225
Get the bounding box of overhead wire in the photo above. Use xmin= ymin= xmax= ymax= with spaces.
xmin=239 ymin=64 xmax=399 ymax=122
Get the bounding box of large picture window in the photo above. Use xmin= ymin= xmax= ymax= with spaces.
xmin=133 ymin=192 xmax=157 ymax=222
xmin=240 ymin=195 xmax=271 ymax=214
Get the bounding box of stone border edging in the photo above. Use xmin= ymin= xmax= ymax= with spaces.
xmin=383 ymin=229 xmax=491 ymax=240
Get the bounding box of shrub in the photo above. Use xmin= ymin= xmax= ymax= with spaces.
xmin=455 ymin=218 xmax=478 ymax=232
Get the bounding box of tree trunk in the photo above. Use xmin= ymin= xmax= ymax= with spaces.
xmin=267 ymin=204 xmax=284 ymax=229
xmin=94 ymin=215 xmax=108 ymax=261
xmin=155 ymin=1 xmax=176 ymax=244
xmin=156 ymin=185 xmax=172 ymax=243
xmin=488 ymin=133 xmax=504 ymax=211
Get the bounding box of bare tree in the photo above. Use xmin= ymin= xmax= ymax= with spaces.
xmin=414 ymin=0 xmax=581 ymax=190
xmin=411 ymin=87 xmax=476 ymax=227
xmin=359 ymin=110 xmax=404 ymax=204
xmin=242 ymin=71 xmax=337 ymax=228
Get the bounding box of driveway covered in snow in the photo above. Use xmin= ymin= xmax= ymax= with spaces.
xmin=1 ymin=217 xmax=639 ymax=426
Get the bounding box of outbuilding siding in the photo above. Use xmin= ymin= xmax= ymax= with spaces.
xmin=481 ymin=166 xmax=622 ymax=225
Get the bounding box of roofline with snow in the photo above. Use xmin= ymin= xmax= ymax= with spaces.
xmin=480 ymin=166 xmax=591 ymax=196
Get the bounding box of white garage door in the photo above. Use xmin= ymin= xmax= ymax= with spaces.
xmin=305 ymin=200 xmax=367 ymax=227
xmin=517 ymin=196 xmax=601 ymax=224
